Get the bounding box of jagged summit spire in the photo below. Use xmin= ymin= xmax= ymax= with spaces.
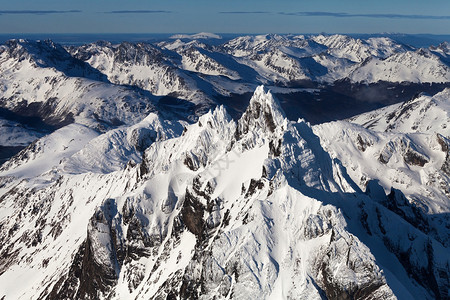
xmin=236 ymin=85 xmax=286 ymax=138
xmin=250 ymin=85 xmax=285 ymax=120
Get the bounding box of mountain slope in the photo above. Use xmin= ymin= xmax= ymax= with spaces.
xmin=349 ymin=49 xmax=450 ymax=83
xmin=0 ymin=39 xmax=159 ymax=129
xmin=349 ymin=88 xmax=450 ymax=133
xmin=1 ymin=34 xmax=449 ymax=141
xmin=0 ymin=86 xmax=448 ymax=299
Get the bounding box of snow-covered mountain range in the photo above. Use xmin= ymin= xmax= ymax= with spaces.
xmin=1 ymin=34 xmax=449 ymax=128
xmin=1 ymin=34 xmax=448 ymax=155
xmin=0 ymin=85 xmax=448 ymax=299
xmin=0 ymin=34 xmax=449 ymax=299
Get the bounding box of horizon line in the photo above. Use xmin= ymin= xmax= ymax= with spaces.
xmin=1 ymin=32 xmax=450 ymax=36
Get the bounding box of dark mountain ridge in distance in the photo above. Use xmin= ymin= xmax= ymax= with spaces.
xmin=1 ymin=32 xmax=449 ymax=47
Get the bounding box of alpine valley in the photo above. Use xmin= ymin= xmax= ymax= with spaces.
xmin=0 ymin=33 xmax=449 ymax=300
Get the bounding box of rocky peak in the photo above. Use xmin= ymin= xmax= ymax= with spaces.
xmin=235 ymin=85 xmax=286 ymax=140
xmin=437 ymin=133 xmax=450 ymax=153
xmin=1 ymin=39 xmax=109 ymax=82
xmin=197 ymin=105 xmax=232 ymax=130
xmin=4 ymin=39 xmax=68 ymax=62
xmin=434 ymin=41 xmax=450 ymax=55
xmin=114 ymin=42 xmax=163 ymax=66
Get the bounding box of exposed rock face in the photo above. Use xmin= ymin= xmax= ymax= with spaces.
xmin=437 ymin=134 xmax=450 ymax=176
xmin=47 ymin=199 xmax=121 ymax=299
xmin=403 ymin=149 xmax=429 ymax=166
xmin=437 ymin=134 xmax=449 ymax=153
xmin=314 ymin=232 xmax=391 ymax=300
xmin=235 ymin=85 xmax=285 ymax=140
xmin=442 ymin=152 xmax=450 ymax=176
xmin=129 ymin=128 xmax=157 ymax=152
xmin=181 ymin=190 xmax=205 ymax=238
xmin=356 ymin=134 xmax=372 ymax=152
xmin=378 ymin=136 xmax=429 ymax=167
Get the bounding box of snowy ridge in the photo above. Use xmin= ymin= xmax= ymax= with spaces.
xmin=349 ymin=88 xmax=450 ymax=133
xmin=178 ymin=47 xmax=240 ymax=80
xmin=0 ymin=86 xmax=448 ymax=299
xmin=0 ymin=112 xmax=186 ymax=177
xmin=62 ymin=33 xmax=450 ymax=99
xmin=216 ymin=34 xmax=448 ymax=84
xmin=63 ymin=113 xmax=186 ymax=174
xmin=68 ymin=41 xmax=207 ymax=103
xmin=349 ymin=49 xmax=450 ymax=83
xmin=314 ymin=121 xmax=449 ymax=239
xmin=1 ymin=34 xmax=449 ymax=146
xmin=0 ymin=123 xmax=99 ymax=178
xmin=0 ymin=39 xmax=159 ymax=129
xmin=0 ymin=118 xmax=43 ymax=147
xmin=312 ymin=34 xmax=409 ymax=62
xmin=170 ymin=32 xmax=223 ymax=40
xmin=221 ymin=34 xmax=325 ymax=58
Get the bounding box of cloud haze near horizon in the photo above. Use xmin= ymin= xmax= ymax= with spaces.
xmin=1 ymin=0 xmax=450 ymax=34
xmin=0 ymin=10 xmax=82 ymax=15
xmin=278 ymin=11 xmax=450 ymax=20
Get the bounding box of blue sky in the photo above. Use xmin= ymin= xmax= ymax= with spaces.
xmin=1 ymin=0 xmax=450 ymax=34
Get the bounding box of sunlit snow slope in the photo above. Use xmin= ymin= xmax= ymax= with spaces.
xmin=0 ymin=86 xmax=448 ymax=300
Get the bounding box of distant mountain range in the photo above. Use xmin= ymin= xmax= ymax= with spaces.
xmin=1 ymin=34 xmax=449 ymax=126
xmin=1 ymin=32 xmax=449 ymax=47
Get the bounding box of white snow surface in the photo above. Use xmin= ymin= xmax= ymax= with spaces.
xmin=314 ymin=121 xmax=449 ymax=213
xmin=0 ymin=123 xmax=99 ymax=178
xmin=349 ymin=50 xmax=450 ymax=83
xmin=58 ymin=33 xmax=450 ymax=106
xmin=0 ymin=40 xmax=159 ymax=128
xmin=170 ymin=32 xmax=223 ymax=40
xmin=0 ymin=118 xmax=43 ymax=147
xmin=349 ymin=88 xmax=450 ymax=134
